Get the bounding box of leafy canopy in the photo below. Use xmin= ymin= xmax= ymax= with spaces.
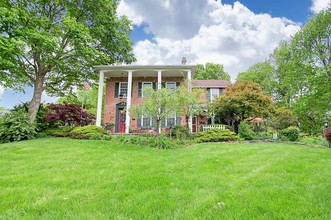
xmin=0 ymin=0 xmax=135 ymax=122
xmin=212 ymin=80 xmax=274 ymax=133
xmin=194 ymin=63 xmax=230 ymax=81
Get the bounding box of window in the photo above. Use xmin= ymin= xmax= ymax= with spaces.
xmin=119 ymin=82 xmax=128 ymax=98
xmin=142 ymin=82 xmax=153 ymax=97
xmin=210 ymin=88 xmax=220 ymax=102
xmin=166 ymin=82 xmax=176 ymax=90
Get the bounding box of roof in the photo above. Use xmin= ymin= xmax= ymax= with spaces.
xmin=192 ymin=80 xmax=231 ymax=88
xmin=93 ymin=64 xmax=197 ymax=78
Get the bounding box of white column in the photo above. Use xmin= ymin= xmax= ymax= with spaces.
xmin=96 ymin=70 xmax=104 ymax=127
xmin=157 ymin=70 xmax=162 ymax=90
xmin=125 ymin=70 xmax=133 ymax=133
xmin=157 ymin=70 xmax=162 ymax=133
xmin=187 ymin=69 xmax=193 ymax=132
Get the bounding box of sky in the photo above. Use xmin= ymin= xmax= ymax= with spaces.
xmin=0 ymin=0 xmax=330 ymax=109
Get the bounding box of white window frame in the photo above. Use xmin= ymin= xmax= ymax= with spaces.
xmin=142 ymin=82 xmax=153 ymax=97
xmin=165 ymin=82 xmax=176 ymax=90
xmin=119 ymin=82 xmax=128 ymax=98
xmin=140 ymin=114 xmax=154 ymax=128
xmin=165 ymin=112 xmax=177 ymax=127
xmin=210 ymin=88 xmax=220 ymax=102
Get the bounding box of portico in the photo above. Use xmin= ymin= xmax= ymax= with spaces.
xmin=93 ymin=65 xmax=196 ymax=134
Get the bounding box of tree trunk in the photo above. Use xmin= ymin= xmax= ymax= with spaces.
xmin=28 ymin=75 xmax=45 ymax=123
xmin=156 ymin=119 xmax=160 ymax=134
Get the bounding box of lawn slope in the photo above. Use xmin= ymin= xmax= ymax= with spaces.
xmin=0 ymin=138 xmax=330 ymax=219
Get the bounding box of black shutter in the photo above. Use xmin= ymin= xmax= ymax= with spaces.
xmin=137 ymin=117 xmax=141 ymax=128
xmin=115 ymin=83 xmax=119 ymax=98
xmin=162 ymin=82 xmax=166 ymax=88
xmin=138 ymin=82 xmax=142 ymax=97
xmin=206 ymin=88 xmax=210 ymax=102
xmin=176 ymin=82 xmax=180 ymax=88
xmin=176 ymin=114 xmax=181 ymax=125
xmin=152 ymin=117 xmax=156 ymax=128
xmin=153 ymin=82 xmax=157 ymax=91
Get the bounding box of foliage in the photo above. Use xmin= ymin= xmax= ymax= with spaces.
xmin=0 ymin=0 xmax=135 ymax=122
xmin=69 ymin=125 xmax=107 ymax=139
xmin=130 ymin=85 xmax=203 ymax=134
xmin=113 ymin=134 xmax=176 ymax=149
xmin=12 ymin=102 xmax=53 ymax=131
xmin=271 ymin=107 xmax=297 ymax=130
xmin=173 ymin=125 xmax=190 ymax=140
xmin=44 ymin=126 xmax=73 ymax=137
xmin=237 ymin=61 xmax=276 ymax=96
xmin=195 ymin=129 xmax=239 ymax=143
xmin=238 ymin=121 xmax=256 ymax=140
xmin=279 ymin=127 xmax=300 ymax=142
xmin=0 ymin=110 xmax=36 ymax=143
xmin=58 ymin=84 xmax=100 ymax=116
xmin=46 ymin=103 xmax=95 ymax=126
xmin=212 ymin=80 xmax=274 ymax=133
xmin=194 ymin=63 xmax=230 ymax=81
xmin=299 ymin=135 xmax=328 ymax=147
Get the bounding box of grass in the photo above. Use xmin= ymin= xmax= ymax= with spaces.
xmin=0 ymin=138 xmax=330 ymax=219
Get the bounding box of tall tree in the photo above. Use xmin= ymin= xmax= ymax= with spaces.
xmin=237 ymin=61 xmax=275 ymax=96
xmin=194 ymin=63 xmax=230 ymax=81
xmin=0 ymin=0 xmax=135 ymax=122
xmin=212 ymin=80 xmax=274 ymax=133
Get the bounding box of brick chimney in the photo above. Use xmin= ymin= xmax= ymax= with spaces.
xmin=181 ymin=57 xmax=187 ymax=65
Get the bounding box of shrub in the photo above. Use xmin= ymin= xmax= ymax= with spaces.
xmin=195 ymin=129 xmax=239 ymax=143
xmin=279 ymin=127 xmax=300 ymax=141
xmin=238 ymin=121 xmax=256 ymax=140
xmin=0 ymin=110 xmax=37 ymax=143
xmin=11 ymin=102 xmax=55 ymax=131
xmin=172 ymin=125 xmax=190 ymax=140
xmin=44 ymin=126 xmax=73 ymax=137
xmin=46 ymin=103 xmax=95 ymax=126
xmin=69 ymin=125 xmax=107 ymax=139
xmin=113 ymin=134 xmax=176 ymax=149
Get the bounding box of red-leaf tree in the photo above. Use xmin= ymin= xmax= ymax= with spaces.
xmin=46 ymin=103 xmax=95 ymax=126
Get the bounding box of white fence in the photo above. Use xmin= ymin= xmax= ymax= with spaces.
xmin=202 ymin=125 xmax=226 ymax=131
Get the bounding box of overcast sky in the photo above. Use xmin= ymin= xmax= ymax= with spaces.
xmin=1 ymin=0 xmax=330 ymax=109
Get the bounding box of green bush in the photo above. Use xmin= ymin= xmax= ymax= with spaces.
xmin=238 ymin=121 xmax=256 ymax=140
xmin=279 ymin=127 xmax=300 ymax=141
xmin=172 ymin=125 xmax=190 ymax=140
xmin=113 ymin=134 xmax=175 ymax=149
xmin=44 ymin=126 xmax=73 ymax=137
xmin=195 ymin=129 xmax=239 ymax=143
xmin=69 ymin=125 xmax=107 ymax=139
xmin=0 ymin=110 xmax=37 ymax=143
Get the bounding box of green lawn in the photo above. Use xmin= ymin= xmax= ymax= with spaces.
xmin=0 ymin=138 xmax=330 ymax=219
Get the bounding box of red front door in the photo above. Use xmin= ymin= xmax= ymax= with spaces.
xmin=192 ymin=116 xmax=197 ymax=133
xmin=119 ymin=110 xmax=126 ymax=133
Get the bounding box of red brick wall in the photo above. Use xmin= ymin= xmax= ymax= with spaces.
xmin=104 ymin=77 xmax=186 ymax=131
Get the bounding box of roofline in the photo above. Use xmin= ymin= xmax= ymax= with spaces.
xmin=93 ymin=64 xmax=197 ymax=72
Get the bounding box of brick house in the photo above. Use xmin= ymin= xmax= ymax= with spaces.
xmin=93 ymin=64 xmax=230 ymax=134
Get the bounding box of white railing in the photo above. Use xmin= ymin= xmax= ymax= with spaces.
xmin=202 ymin=125 xmax=226 ymax=131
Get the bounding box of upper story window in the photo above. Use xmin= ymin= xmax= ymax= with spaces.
xmin=166 ymin=82 xmax=176 ymax=90
xmin=142 ymin=82 xmax=153 ymax=97
xmin=119 ymin=82 xmax=128 ymax=98
xmin=210 ymin=88 xmax=220 ymax=102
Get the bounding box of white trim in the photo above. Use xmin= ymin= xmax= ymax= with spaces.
xmin=118 ymin=82 xmax=128 ymax=98
xmin=96 ymin=70 xmax=104 ymax=126
xmin=125 ymin=71 xmax=133 ymax=133
xmin=165 ymin=82 xmax=176 ymax=90
xmin=157 ymin=70 xmax=162 ymax=90
xmin=210 ymin=88 xmax=220 ymax=102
